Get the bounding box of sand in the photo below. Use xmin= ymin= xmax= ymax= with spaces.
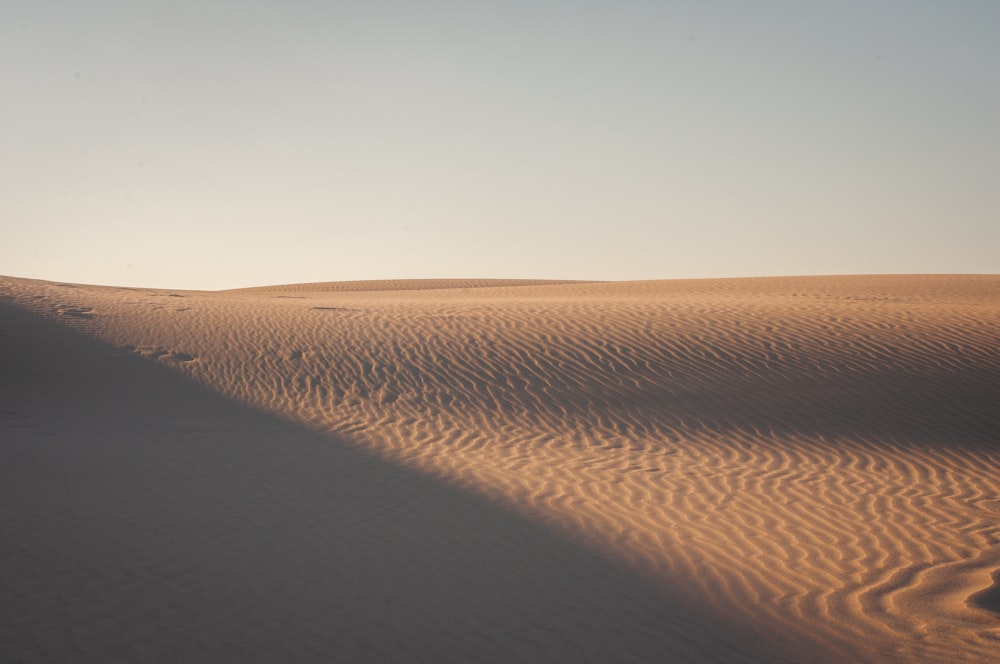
xmin=2 ymin=274 xmax=998 ymax=663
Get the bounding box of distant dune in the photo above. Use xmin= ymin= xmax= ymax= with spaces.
xmin=2 ymin=274 xmax=998 ymax=663
xmin=222 ymin=278 xmax=597 ymax=294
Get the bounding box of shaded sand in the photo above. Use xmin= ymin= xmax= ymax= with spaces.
xmin=2 ymin=275 xmax=999 ymax=662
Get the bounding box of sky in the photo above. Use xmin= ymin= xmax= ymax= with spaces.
xmin=3 ymin=1 xmax=998 ymax=290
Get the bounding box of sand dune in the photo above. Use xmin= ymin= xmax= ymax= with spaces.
xmin=2 ymin=274 xmax=999 ymax=662
xmin=222 ymin=278 xmax=597 ymax=294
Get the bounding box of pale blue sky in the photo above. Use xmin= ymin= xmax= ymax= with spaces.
xmin=3 ymin=1 xmax=998 ymax=289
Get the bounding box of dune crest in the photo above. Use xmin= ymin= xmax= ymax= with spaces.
xmin=2 ymin=274 xmax=999 ymax=662
xmin=222 ymin=278 xmax=596 ymax=294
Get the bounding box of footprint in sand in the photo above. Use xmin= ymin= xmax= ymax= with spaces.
xmin=56 ymin=306 xmax=95 ymax=319
xmin=128 ymin=345 xmax=196 ymax=363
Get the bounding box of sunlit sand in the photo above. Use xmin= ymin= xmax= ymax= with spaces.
xmin=2 ymin=274 xmax=998 ymax=662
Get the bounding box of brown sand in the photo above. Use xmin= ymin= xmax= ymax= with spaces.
xmin=2 ymin=274 xmax=998 ymax=662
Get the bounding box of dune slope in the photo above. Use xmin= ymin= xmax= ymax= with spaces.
xmin=2 ymin=274 xmax=999 ymax=662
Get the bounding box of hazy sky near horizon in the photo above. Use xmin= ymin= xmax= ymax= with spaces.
xmin=3 ymin=1 xmax=998 ymax=289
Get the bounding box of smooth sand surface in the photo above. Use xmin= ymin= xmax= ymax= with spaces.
xmin=2 ymin=274 xmax=998 ymax=662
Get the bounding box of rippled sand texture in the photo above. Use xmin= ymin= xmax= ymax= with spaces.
xmin=2 ymin=275 xmax=999 ymax=662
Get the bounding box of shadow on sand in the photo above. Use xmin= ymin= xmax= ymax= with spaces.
xmin=0 ymin=302 xmax=801 ymax=663
xmin=969 ymin=571 xmax=1000 ymax=618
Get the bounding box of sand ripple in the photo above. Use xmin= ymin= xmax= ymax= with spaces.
xmin=3 ymin=274 xmax=999 ymax=662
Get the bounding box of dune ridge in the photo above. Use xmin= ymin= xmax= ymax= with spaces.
xmin=222 ymin=278 xmax=596 ymax=294
xmin=2 ymin=274 xmax=999 ymax=662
